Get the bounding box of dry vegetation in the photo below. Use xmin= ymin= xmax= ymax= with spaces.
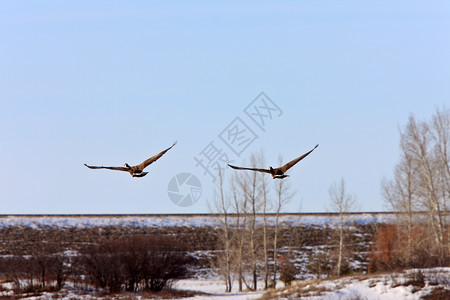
xmin=0 ymin=221 xmax=376 ymax=292
xmin=0 ymin=229 xmax=195 ymax=297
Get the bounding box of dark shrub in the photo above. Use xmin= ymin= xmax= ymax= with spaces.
xmin=0 ymin=252 xmax=69 ymax=293
xmin=80 ymin=235 xmax=190 ymax=292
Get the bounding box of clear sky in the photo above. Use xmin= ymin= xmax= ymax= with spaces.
xmin=1 ymin=1 xmax=449 ymax=214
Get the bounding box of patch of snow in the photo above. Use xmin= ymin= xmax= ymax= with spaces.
xmin=285 ymin=267 xmax=450 ymax=300
xmin=174 ymin=279 xmax=265 ymax=299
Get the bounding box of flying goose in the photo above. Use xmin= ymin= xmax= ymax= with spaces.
xmin=228 ymin=144 xmax=318 ymax=179
xmin=84 ymin=142 xmax=177 ymax=177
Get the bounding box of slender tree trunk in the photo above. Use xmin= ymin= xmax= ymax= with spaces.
xmin=209 ymin=168 xmax=235 ymax=293
xmin=272 ymin=209 xmax=280 ymax=288
xmin=328 ymin=178 xmax=356 ymax=277
xmin=249 ymin=172 xmax=258 ymax=291
xmin=407 ymin=197 xmax=413 ymax=265
xmin=272 ymin=166 xmax=293 ymax=288
xmin=263 ymin=185 xmax=269 ymax=289
xmin=337 ymin=212 xmax=344 ymax=277
xmin=232 ymin=178 xmax=244 ymax=292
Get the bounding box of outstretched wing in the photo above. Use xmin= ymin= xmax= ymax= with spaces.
xmin=84 ymin=164 xmax=129 ymax=172
xmin=227 ymin=164 xmax=271 ymax=174
xmin=136 ymin=141 xmax=177 ymax=170
xmin=279 ymin=144 xmax=319 ymax=173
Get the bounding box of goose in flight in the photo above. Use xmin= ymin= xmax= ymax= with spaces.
xmin=228 ymin=144 xmax=318 ymax=179
xmin=84 ymin=142 xmax=177 ymax=177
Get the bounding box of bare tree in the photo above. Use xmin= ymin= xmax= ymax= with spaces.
xmin=382 ymin=146 xmax=420 ymax=265
xmin=239 ymin=153 xmax=263 ymax=291
xmin=245 ymin=150 xmax=273 ymax=290
xmin=401 ymin=113 xmax=447 ymax=263
xmin=209 ymin=168 xmax=233 ymax=292
xmin=328 ymin=178 xmax=357 ymax=277
xmin=231 ymin=151 xmax=267 ymax=291
xmin=272 ymin=155 xmax=294 ymax=288
xmin=231 ymin=173 xmax=245 ymax=291
xmin=431 ymin=105 xmax=450 ymax=206
xmin=260 ymin=161 xmax=271 ymax=289
xmin=231 ymin=158 xmax=259 ymax=292
xmin=383 ymin=106 xmax=449 ymax=266
xmin=430 ymin=106 xmax=450 ymax=255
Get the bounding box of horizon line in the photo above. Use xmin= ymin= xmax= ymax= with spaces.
xmin=0 ymin=211 xmax=428 ymax=218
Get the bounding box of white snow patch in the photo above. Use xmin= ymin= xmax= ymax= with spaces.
xmin=277 ymin=267 xmax=450 ymax=300
xmin=175 ymin=279 xmax=266 ymax=299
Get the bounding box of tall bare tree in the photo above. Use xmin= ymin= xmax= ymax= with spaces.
xmin=402 ymin=113 xmax=447 ymax=262
xmin=259 ymin=157 xmax=271 ymax=290
xmin=230 ymin=151 xmax=272 ymax=291
xmin=228 ymin=154 xmax=260 ymax=292
xmin=272 ymin=155 xmax=294 ymax=288
xmin=382 ymin=146 xmax=420 ymax=265
xmin=230 ymin=173 xmax=245 ymax=292
xmin=239 ymin=153 xmax=263 ymax=291
xmin=384 ymin=106 xmax=449 ymax=265
xmin=430 ymin=106 xmax=450 ymax=215
xmin=328 ymin=178 xmax=357 ymax=277
xmin=209 ymin=168 xmax=233 ymax=292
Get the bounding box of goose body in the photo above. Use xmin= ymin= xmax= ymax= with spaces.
xmin=228 ymin=144 xmax=318 ymax=179
xmin=84 ymin=142 xmax=176 ymax=177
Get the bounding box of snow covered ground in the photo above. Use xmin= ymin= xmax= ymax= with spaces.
xmin=2 ymin=270 xmax=449 ymax=300
xmin=174 ymin=280 xmax=265 ymax=299
xmin=267 ymin=268 xmax=450 ymax=300
xmin=0 ymin=213 xmax=395 ymax=229
xmin=171 ymin=268 xmax=450 ymax=299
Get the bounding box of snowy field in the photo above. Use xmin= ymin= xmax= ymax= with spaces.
xmin=0 ymin=213 xmax=395 ymax=229
xmin=3 ymin=268 xmax=448 ymax=299
xmin=266 ymin=268 xmax=450 ymax=300
xmin=176 ymin=268 xmax=450 ymax=300
xmin=174 ymin=280 xmax=265 ymax=299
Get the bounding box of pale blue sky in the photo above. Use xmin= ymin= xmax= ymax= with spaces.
xmin=1 ymin=1 xmax=449 ymax=214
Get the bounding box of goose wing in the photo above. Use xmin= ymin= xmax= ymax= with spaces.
xmin=279 ymin=144 xmax=319 ymax=173
xmin=136 ymin=141 xmax=177 ymax=170
xmin=84 ymin=164 xmax=129 ymax=172
xmin=227 ymin=164 xmax=271 ymax=173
